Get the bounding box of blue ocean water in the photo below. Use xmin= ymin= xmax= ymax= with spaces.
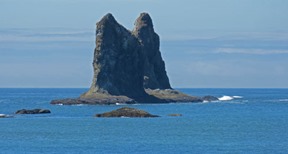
xmin=0 ymin=88 xmax=288 ymax=153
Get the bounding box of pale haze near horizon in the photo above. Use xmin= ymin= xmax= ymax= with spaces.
xmin=0 ymin=0 xmax=288 ymax=88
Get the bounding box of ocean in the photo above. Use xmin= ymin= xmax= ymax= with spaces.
xmin=0 ymin=88 xmax=288 ymax=153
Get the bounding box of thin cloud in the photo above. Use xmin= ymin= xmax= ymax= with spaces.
xmin=216 ymin=48 xmax=288 ymax=55
xmin=0 ymin=29 xmax=94 ymax=42
xmin=161 ymin=31 xmax=288 ymax=41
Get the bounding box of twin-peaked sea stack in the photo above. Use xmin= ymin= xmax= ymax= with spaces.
xmin=51 ymin=13 xmax=203 ymax=105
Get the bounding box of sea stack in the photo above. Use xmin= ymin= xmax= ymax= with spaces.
xmin=51 ymin=13 xmax=203 ymax=105
xmin=80 ymin=13 xmax=148 ymax=100
xmin=79 ymin=13 xmax=161 ymax=103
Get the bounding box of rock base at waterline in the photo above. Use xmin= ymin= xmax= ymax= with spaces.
xmin=50 ymin=89 xmax=219 ymax=105
xmin=51 ymin=96 xmax=136 ymax=105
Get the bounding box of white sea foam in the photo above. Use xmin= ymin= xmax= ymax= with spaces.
xmin=279 ymin=99 xmax=288 ymax=102
xmin=120 ymin=116 xmax=129 ymax=118
xmin=202 ymin=100 xmax=220 ymax=103
xmin=116 ymin=103 xmax=126 ymax=105
xmin=233 ymin=96 xmax=243 ymax=98
xmin=75 ymin=104 xmax=85 ymax=106
xmin=218 ymin=95 xmax=243 ymax=101
xmin=218 ymin=96 xmax=234 ymax=101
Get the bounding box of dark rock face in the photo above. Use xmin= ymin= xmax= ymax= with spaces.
xmin=95 ymin=107 xmax=159 ymax=118
xmin=15 ymin=109 xmax=51 ymax=114
xmin=132 ymin=13 xmax=171 ymax=89
xmin=81 ymin=13 xmax=147 ymax=100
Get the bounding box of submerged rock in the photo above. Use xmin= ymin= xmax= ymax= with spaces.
xmin=95 ymin=107 xmax=159 ymax=118
xmin=168 ymin=113 xmax=182 ymax=117
xmin=201 ymin=96 xmax=219 ymax=102
xmin=15 ymin=109 xmax=51 ymax=114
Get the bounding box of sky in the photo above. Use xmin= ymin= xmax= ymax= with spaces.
xmin=0 ymin=0 xmax=288 ymax=88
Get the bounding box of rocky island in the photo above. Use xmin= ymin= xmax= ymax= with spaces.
xmin=51 ymin=13 xmax=214 ymax=105
xmin=95 ymin=107 xmax=159 ymax=118
xmin=15 ymin=109 xmax=51 ymax=114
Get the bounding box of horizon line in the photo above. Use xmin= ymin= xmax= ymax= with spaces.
xmin=0 ymin=87 xmax=287 ymax=89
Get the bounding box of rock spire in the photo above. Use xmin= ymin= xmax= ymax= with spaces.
xmin=133 ymin=13 xmax=171 ymax=89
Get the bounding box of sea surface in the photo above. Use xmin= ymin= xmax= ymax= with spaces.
xmin=0 ymin=88 xmax=288 ymax=154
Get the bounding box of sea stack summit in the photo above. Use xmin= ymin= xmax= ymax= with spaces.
xmin=51 ymin=13 xmax=203 ymax=105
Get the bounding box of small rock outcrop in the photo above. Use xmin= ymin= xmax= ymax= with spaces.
xmin=15 ymin=109 xmax=51 ymax=114
xmin=202 ymin=96 xmax=219 ymax=102
xmin=0 ymin=114 xmax=13 ymax=118
xmin=0 ymin=114 xmax=8 ymax=118
xmin=145 ymin=88 xmax=202 ymax=102
xmin=51 ymin=13 xmax=210 ymax=105
xmin=95 ymin=107 xmax=159 ymax=118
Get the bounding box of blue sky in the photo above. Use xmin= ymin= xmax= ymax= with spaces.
xmin=0 ymin=0 xmax=288 ymax=88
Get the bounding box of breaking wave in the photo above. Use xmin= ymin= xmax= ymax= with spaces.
xmin=218 ymin=95 xmax=243 ymax=101
xmin=218 ymin=96 xmax=234 ymax=101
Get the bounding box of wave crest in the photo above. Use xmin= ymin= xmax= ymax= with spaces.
xmin=218 ymin=96 xmax=234 ymax=101
xmin=218 ymin=95 xmax=243 ymax=101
